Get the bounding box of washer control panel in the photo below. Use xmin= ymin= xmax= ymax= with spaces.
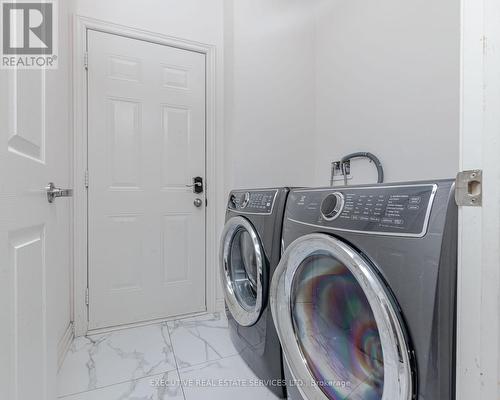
xmin=288 ymin=184 xmax=437 ymax=236
xmin=228 ymin=190 xmax=278 ymax=214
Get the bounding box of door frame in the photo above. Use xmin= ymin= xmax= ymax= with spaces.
xmin=457 ymin=0 xmax=500 ymax=398
xmin=72 ymin=16 xmax=221 ymax=336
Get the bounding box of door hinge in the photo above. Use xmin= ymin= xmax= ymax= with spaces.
xmin=85 ymin=288 xmax=89 ymax=306
xmin=455 ymin=169 xmax=482 ymax=206
xmin=84 ymin=52 xmax=88 ymax=70
xmin=84 ymin=169 xmax=89 ymax=188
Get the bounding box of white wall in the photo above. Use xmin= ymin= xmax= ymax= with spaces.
xmin=75 ymin=0 xmax=224 ymax=46
xmin=312 ymin=0 xmax=460 ymax=186
xmin=224 ymin=0 xmax=318 ymax=191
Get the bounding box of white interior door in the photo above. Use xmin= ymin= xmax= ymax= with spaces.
xmin=87 ymin=30 xmax=206 ymax=330
xmin=0 ymin=68 xmax=72 ymax=398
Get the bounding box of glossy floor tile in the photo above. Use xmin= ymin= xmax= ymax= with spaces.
xmin=59 ymin=370 xmax=184 ymax=400
xmin=179 ymin=354 xmax=281 ymax=400
xmin=58 ymin=322 xmax=176 ymax=397
xmin=167 ymin=312 xmax=242 ymax=369
xmin=58 ymin=312 xmax=280 ymax=400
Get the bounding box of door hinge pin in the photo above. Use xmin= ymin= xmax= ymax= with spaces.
xmin=85 ymin=170 xmax=89 ymax=188
xmin=84 ymin=52 xmax=88 ymax=70
xmin=85 ymin=288 xmax=89 ymax=306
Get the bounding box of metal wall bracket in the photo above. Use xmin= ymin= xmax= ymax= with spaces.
xmin=330 ymin=160 xmax=351 ymax=186
xmin=455 ymin=170 xmax=482 ymax=206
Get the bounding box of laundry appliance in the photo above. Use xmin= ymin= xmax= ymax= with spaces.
xmin=220 ymin=188 xmax=290 ymax=398
xmin=271 ymin=180 xmax=457 ymax=400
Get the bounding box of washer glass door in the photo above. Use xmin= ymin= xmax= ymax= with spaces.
xmin=220 ymin=216 xmax=265 ymax=326
xmin=271 ymin=234 xmax=415 ymax=400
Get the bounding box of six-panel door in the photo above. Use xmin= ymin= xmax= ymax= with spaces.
xmin=87 ymin=30 xmax=207 ymax=329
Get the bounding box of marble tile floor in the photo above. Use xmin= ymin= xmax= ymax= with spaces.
xmin=58 ymin=312 xmax=281 ymax=400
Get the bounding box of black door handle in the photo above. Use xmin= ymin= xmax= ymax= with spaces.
xmin=186 ymin=176 xmax=203 ymax=194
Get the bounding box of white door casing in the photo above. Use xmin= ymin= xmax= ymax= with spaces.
xmin=0 ymin=67 xmax=72 ymax=398
xmin=87 ymin=30 xmax=207 ymax=329
xmin=457 ymin=0 xmax=500 ymax=398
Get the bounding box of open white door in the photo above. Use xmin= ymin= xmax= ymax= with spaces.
xmin=456 ymin=0 xmax=500 ymax=397
xmin=0 ymin=68 xmax=72 ymax=399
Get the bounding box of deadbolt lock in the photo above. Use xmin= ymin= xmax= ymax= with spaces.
xmin=186 ymin=176 xmax=204 ymax=194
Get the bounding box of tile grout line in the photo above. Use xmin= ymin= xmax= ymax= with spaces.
xmin=166 ymin=320 xmax=187 ymax=400
xmin=167 ymin=350 xmax=243 ymax=377
xmin=172 ymin=312 xmax=243 ymax=372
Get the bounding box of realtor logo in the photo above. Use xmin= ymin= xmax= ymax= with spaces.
xmin=1 ymin=0 xmax=58 ymax=69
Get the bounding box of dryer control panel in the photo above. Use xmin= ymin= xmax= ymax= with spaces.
xmin=228 ymin=190 xmax=278 ymax=214
xmin=287 ymin=184 xmax=437 ymax=237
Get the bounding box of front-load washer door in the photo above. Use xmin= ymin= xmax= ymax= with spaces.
xmin=271 ymin=233 xmax=415 ymax=400
xmin=220 ymin=216 xmax=266 ymax=327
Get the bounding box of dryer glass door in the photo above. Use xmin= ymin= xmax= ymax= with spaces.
xmin=271 ymin=234 xmax=415 ymax=400
xmin=220 ymin=216 xmax=265 ymax=327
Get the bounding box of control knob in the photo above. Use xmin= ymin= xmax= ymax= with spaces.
xmin=321 ymin=192 xmax=345 ymax=221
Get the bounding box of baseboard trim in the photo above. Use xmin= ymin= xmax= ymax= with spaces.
xmin=57 ymin=322 xmax=74 ymax=370
xmin=86 ymin=310 xmax=209 ymax=336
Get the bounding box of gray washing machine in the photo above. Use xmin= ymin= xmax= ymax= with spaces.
xmin=270 ymin=180 xmax=457 ymax=400
xmin=220 ymin=188 xmax=290 ymax=398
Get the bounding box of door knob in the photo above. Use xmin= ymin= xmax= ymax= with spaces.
xmin=193 ymin=198 xmax=203 ymax=208
xmin=45 ymin=182 xmax=73 ymax=203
